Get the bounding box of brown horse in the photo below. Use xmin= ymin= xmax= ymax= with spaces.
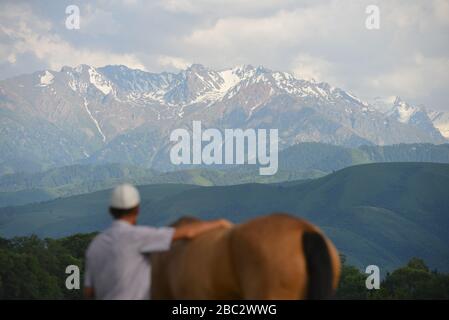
xmin=151 ymin=213 xmax=341 ymax=299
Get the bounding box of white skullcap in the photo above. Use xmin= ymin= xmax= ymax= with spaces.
xmin=110 ymin=183 xmax=140 ymax=210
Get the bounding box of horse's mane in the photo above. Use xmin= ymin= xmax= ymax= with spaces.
xmin=170 ymin=216 xmax=202 ymax=227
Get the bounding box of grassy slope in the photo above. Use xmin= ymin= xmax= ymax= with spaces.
xmin=0 ymin=166 xmax=325 ymax=207
xmin=0 ymin=162 xmax=448 ymax=273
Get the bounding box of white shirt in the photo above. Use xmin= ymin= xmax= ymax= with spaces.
xmin=84 ymin=220 xmax=174 ymax=300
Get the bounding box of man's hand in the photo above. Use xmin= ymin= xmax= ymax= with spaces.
xmin=173 ymin=219 xmax=233 ymax=241
xmin=217 ymin=219 xmax=233 ymax=229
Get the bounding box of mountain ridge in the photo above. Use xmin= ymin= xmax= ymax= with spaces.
xmin=1 ymin=64 xmax=447 ymax=175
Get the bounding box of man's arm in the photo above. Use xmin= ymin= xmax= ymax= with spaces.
xmin=173 ymin=219 xmax=232 ymax=241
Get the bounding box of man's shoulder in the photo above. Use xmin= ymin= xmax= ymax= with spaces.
xmin=86 ymin=229 xmax=112 ymax=256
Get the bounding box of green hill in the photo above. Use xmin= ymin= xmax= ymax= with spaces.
xmin=280 ymin=142 xmax=449 ymax=172
xmin=0 ymin=162 xmax=448 ymax=273
xmin=0 ymin=164 xmax=324 ymax=207
xmin=0 ymin=163 xmax=157 ymax=206
xmin=1 ymin=142 xmax=448 ymax=207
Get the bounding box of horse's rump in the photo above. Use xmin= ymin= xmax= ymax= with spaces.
xmin=151 ymin=213 xmax=340 ymax=299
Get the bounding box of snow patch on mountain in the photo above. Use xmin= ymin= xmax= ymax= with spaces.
xmin=429 ymin=111 xmax=449 ymax=139
xmin=370 ymin=96 xmax=397 ymax=113
xmin=180 ymin=65 xmax=256 ymax=106
xmin=344 ymin=91 xmax=369 ymax=107
xmin=68 ymin=79 xmax=77 ymax=92
xmin=38 ymin=71 xmax=54 ymax=87
xmin=83 ymin=98 xmax=106 ymax=142
xmin=390 ymin=97 xmax=419 ymax=123
xmin=88 ymin=68 xmax=113 ymax=95
xmin=218 ymin=68 xmax=241 ymax=92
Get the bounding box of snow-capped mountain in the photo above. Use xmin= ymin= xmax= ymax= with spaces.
xmin=0 ymin=64 xmax=447 ymax=174
xmin=370 ymin=96 xmax=449 ymax=140
xmin=428 ymin=111 xmax=449 ymax=139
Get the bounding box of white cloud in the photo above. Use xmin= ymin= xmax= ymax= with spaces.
xmin=159 ymin=0 xmax=198 ymax=13
xmin=158 ymin=0 xmax=298 ymax=15
xmin=291 ymin=54 xmax=335 ymax=83
xmin=183 ymin=7 xmax=328 ymax=52
xmin=157 ymin=55 xmax=191 ymax=69
xmin=433 ymin=0 xmax=449 ymax=26
xmin=80 ymin=4 xmax=121 ymax=35
xmin=366 ymin=54 xmax=449 ymax=99
xmin=0 ymin=3 xmax=146 ymax=71
xmin=7 ymin=53 xmax=16 ymax=64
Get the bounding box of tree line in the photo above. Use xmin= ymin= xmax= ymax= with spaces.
xmin=0 ymin=234 xmax=448 ymax=299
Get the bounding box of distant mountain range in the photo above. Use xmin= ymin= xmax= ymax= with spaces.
xmin=1 ymin=162 xmax=448 ymax=273
xmin=1 ymin=142 xmax=448 ymax=207
xmin=1 ymin=64 xmax=448 ymax=175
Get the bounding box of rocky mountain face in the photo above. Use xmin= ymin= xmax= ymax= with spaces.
xmin=371 ymin=96 xmax=449 ymax=140
xmin=429 ymin=111 xmax=449 ymax=139
xmin=0 ymin=64 xmax=447 ymax=174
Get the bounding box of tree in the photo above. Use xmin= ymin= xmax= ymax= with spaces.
xmin=380 ymin=258 xmax=449 ymax=299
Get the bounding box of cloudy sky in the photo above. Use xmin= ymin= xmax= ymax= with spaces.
xmin=1 ymin=0 xmax=448 ymax=110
